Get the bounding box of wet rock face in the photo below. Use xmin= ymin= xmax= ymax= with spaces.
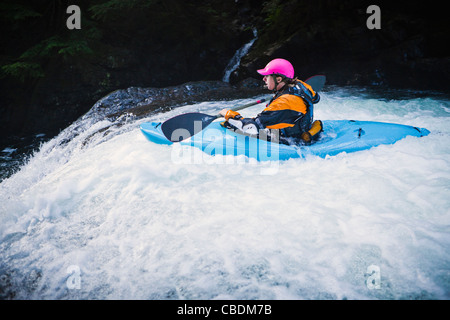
xmin=233 ymin=1 xmax=450 ymax=91
xmin=87 ymin=79 xmax=266 ymax=121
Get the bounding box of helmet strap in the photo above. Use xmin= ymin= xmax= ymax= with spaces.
xmin=271 ymin=74 xmax=286 ymax=93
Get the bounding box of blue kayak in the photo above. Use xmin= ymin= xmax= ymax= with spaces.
xmin=140 ymin=120 xmax=430 ymax=161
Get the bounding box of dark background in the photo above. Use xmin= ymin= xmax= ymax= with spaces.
xmin=1 ymin=0 xmax=449 ymax=141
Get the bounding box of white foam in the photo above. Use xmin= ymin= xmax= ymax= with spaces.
xmin=1 ymin=89 xmax=449 ymax=299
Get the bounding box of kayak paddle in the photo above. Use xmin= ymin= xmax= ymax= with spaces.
xmin=304 ymin=75 xmax=326 ymax=93
xmin=161 ymin=98 xmax=269 ymax=142
xmin=161 ymin=75 xmax=326 ymax=142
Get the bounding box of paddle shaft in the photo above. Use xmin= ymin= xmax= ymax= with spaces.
xmin=214 ymin=97 xmax=268 ymax=118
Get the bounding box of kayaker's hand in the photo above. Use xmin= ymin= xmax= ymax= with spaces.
xmin=219 ymin=108 xmax=229 ymax=117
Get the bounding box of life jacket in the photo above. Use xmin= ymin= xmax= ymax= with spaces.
xmin=222 ymin=80 xmax=323 ymax=144
xmin=273 ymin=80 xmax=322 ymax=143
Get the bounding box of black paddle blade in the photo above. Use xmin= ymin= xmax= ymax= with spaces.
xmin=161 ymin=112 xmax=217 ymax=142
xmin=305 ymin=75 xmax=326 ymax=92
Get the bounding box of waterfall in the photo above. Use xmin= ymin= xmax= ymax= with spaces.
xmin=222 ymin=28 xmax=257 ymax=82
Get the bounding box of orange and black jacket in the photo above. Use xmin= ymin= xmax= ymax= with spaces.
xmin=225 ymin=80 xmax=319 ymax=139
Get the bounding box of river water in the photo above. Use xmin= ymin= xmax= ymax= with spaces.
xmin=1 ymin=86 xmax=449 ymax=299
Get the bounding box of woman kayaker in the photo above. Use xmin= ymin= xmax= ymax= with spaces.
xmin=219 ymin=58 xmax=321 ymax=144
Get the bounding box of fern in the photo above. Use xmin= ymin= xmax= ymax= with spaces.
xmin=2 ymin=34 xmax=95 ymax=82
xmin=1 ymin=62 xmax=44 ymax=82
xmin=0 ymin=3 xmax=41 ymax=22
xmin=19 ymin=36 xmax=64 ymax=59
xmin=57 ymin=39 xmax=94 ymax=58
xmin=88 ymin=0 xmax=151 ymax=21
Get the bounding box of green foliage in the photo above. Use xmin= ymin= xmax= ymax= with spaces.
xmin=1 ymin=62 xmax=44 ymax=82
xmin=260 ymin=0 xmax=307 ymax=40
xmin=0 ymin=1 xmax=101 ymax=82
xmin=57 ymin=39 xmax=94 ymax=58
xmin=262 ymin=0 xmax=283 ymax=27
xmin=19 ymin=36 xmax=64 ymax=59
xmin=88 ymin=0 xmax=152 ymax=21
xmin=2 ymin=34 xmax=95 ymax=82
xmin=0 ymin=0 xmax=249 ymax=83
xmin=247 ymin=0 xmax=311 ymax=59
xmin=0 ymin=3 xmax=41 ymax=22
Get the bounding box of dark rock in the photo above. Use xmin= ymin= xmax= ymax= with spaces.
xmin=235 ymin=1 xmax=450 ymax=91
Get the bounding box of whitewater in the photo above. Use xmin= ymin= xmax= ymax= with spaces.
xmin=0 ymin=86 xmax=449 ymax=299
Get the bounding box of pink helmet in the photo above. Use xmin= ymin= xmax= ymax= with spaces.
xmin=257 ymin=58 xmax=295 ymax=79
